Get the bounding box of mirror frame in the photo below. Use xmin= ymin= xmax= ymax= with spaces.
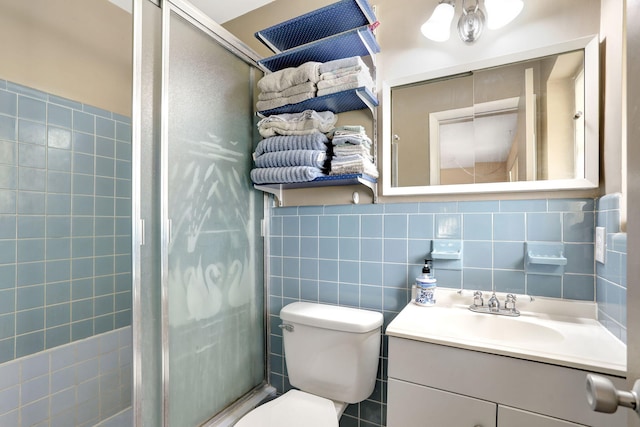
xmin=381 ymin=35 xmax=599 ymax=196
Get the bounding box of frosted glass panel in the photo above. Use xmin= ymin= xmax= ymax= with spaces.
xmin=165 ymin=10 xmax=264 ymax=426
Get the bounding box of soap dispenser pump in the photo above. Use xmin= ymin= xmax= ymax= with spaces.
xmin=414 ymin=259 xmax=437 ymax=306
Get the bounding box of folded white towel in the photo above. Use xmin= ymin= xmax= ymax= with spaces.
xmin=331 ymin=161 xmax=379 ymax=178
xmin=319 ymin=56 xmax=367 ymax=74
xmin=317 ymin=80 xmax=375 ymax=97
xmin=334 ymin=144 xmax=372 ymax=160
xmin=258 ymin=62 xmax=321 ymax=93
xmin=258 ymin=82 xmax=317 ymax=101
xmin=256 ymin=92 xmax=315 ymax=112
xmin=332 ymin=134 xmax=372 ymax=146
xmin=258 ymin=110 xmax=337 ymax=138
xmin=317 ymin=72 xmax=374 ymax=91
xmin=320 ymin=65 xmax=366 ymax=80
xmin=330 ymin=125 xmax=366 ymax=137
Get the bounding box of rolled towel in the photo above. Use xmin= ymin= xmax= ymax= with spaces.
xmin=254 ymin=150 xmax=327 ymax=169
xmin=254 ymin=133 xmax=330 ymax=157
xmin=258 ymin=110 xmax=337 ymax=138
xmin=319 ymin=56 xmax=368 ymax=74
xmin=258 ymin=62 xmax=321 ymax=93
xmin=256 ymin=92 xmax=315 ymax=112
xmin=250 ymin=166 xmax=325 ymax=184
xmin=258 ymin=82 xmax=317 ymax=101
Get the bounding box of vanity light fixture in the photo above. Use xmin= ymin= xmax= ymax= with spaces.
xmin=421 ymin=0 xmax=523 ymax=43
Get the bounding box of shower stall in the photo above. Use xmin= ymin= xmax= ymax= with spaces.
xmin=133 ymin=0 xmax=270 ymax=425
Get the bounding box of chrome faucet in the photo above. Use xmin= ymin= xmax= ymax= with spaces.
xmin=487 ymin=292 xmax=500 ymax=312
xmin=467 ymin=291 xmax=522 ymax=317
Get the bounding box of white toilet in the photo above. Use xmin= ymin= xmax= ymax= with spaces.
xmin=235 ymin=302 xmax=383 ymax=427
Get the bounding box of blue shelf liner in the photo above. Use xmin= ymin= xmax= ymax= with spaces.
xmin=258 ymin=26 xmax=379 ymax=72
xmin=258 ymin=86 xmax=378 ymax=116
xmin=313 ymin=173 xmax=377 ymax=183
xmin=255 ymin=0 xmax=377 ymax=53
xmin=253 ymin=173 xmax=376 ymax=188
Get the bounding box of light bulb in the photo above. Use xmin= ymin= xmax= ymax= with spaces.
xmin=485 ymin=0 xmax=524 ymax=30
xmin=421 ymin=2 xmax=455 ymax=42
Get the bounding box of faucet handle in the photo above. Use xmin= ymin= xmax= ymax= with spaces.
xmin=472 ymin=290 xmax=483 ymax=307
xmin=505 ymin=293 xmax=517 ymax=311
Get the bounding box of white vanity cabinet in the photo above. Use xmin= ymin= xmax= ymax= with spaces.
xmin=386 ymin=336 xmax=627 ymax=427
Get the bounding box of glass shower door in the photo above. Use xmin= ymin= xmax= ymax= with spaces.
xmin=160 ymin=3 xmax=265 ymax=426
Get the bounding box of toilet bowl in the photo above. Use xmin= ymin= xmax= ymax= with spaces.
xmin=234 ymin=390 xmax=341 ymax=427
xmin=235 ymin=302 xmax=383 ymax=426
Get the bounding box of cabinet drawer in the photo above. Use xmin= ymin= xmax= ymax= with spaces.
xmin=387 ymin=378 xmax=497 ymax=427
xmin=498 ymin=406 xmax=585 ymax=427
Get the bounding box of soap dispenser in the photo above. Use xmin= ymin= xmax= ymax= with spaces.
xmin=414 ymin=259 xmax=437 ymax=306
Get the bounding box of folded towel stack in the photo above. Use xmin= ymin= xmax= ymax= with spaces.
xmin=257 ymin=110 xmax=337 ymax=138
xmin=257 ymin=62 xmax=321 ymax=111
xmin=256 ymin=57 xmax=375 ymax=112
xmin=329 ymin=126 xmax=378 ymax=178
xmin=317 ymin=57 xmax=375 ymax=97
xmin=251 ymin=121 xmax=333 ymax=184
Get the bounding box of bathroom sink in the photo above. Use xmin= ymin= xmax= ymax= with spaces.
xmin=416 ymin=307 xmax=565 ymax=343
xmin=386 ymin=289 xmax=626 ymax=376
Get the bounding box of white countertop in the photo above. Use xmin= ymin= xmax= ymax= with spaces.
xmin=386 ymin=289 xmax=627 ymax=376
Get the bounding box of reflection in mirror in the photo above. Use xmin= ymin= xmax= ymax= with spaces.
xmin=383 ymin=36 xmax=598 ymax=196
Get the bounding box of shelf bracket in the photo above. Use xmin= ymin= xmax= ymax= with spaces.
xmin=254 ymin=184 xmax=284 ymax=207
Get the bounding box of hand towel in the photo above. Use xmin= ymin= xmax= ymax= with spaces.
xmin=258 ymin=110 xmax=337 ymax=138
xmin=318 ymin=56 xmax=367 ymax=74
xmin=332 ymin=134 xmax=372 ymax=146
xmin=317 ymin=72 xmax=374 ymax=91
xmin=257 ymin=62 xmax=321 ymax=93
xmin=256 ymin=91 xmax=315 ymax=112
xmin=258 ymin=82 xmax=317 ymax=101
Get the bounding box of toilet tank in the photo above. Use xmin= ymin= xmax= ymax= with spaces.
xmin=279 ymin=302 xmax=383 ymax=404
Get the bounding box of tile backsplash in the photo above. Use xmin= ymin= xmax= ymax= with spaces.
xmin=0 ymin=79 xmax=132 ymax=362
xmin=267 ymin=197 xmax=624 ymax=427
xmin=596 ymin=193 xmax=627 ymax=343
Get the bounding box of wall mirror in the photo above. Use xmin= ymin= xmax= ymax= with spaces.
xmin=381 ymin=36 xmax=599 ymax=196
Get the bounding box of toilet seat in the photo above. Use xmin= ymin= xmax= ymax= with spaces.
xmin=235 ymin=390 xmax=339 ymax=427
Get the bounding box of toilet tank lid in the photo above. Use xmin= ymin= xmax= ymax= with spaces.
xmin=280 ymin=302 xmax=383 ymax=333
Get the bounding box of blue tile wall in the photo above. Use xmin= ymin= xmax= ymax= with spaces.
xmin=268 ymin=197 xmax=602 ymax=427
xmin=595 ymin=193 xmax=627 ymax=343
xmin=0 ymin=79 xmax=132 ymax=364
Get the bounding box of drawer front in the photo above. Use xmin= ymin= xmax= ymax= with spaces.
xmin=387 ymin=378 xmax=497 ymax=427
xmin=498 ymin=406 xmax=585 ymax=427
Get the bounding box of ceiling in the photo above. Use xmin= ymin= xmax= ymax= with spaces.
xmin=109 ymin=0 xmax=274 ymax=23
xmin=190 ymin=0 xmax=274 ymax=23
